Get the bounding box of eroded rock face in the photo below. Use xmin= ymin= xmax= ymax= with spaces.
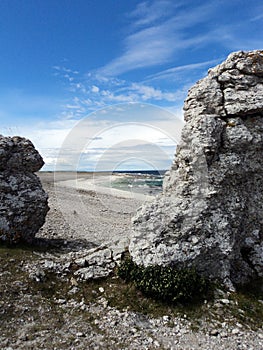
xmin=129 ymin=50 xmax=263 ymax=289
xmin=0 ymin=136 xmax=49 ymax=244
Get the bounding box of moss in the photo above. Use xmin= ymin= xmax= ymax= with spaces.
xmin=117 ymin=257 xmax=210 ymax=304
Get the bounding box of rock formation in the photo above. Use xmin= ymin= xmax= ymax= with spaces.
xmin=0 ymin=135 xmax=49 ymax=244
xmin=129 ymin=50 xmax=263 ymax=289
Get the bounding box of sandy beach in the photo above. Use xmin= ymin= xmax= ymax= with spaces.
xmin=55 ymin=172 xmax=155 ymax=200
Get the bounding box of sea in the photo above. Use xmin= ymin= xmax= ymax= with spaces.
xmin=109 ymin=170 xmax=167 ymax=196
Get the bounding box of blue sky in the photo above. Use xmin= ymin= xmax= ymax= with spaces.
xmin=1 ymin=0 xmax=262 ymax=171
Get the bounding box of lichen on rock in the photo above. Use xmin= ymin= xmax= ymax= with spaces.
xmin=129 ymin=50 xmax=263 ymax=290
xmin=0 ymin=135 xmax=49 ymax=244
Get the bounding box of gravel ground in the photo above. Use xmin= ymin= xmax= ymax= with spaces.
xmin=0 ymin=172 xmax=262 ymax=350
xmin=39 ymin=172 xmax=144 ymax=245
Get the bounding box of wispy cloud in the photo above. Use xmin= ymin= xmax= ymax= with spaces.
xmin=250 ymin=13 xmax=263 ymax=21
xmin=39 ymin=104 xmax=182 ymax=171
xmin=53 ymin=0 xmax=263 ymax=117
xmin=144 ymin=59 xmax=222 ymax=82
xmin=97 ymin=0 xmax=262 ymax=78
xmin=128 ymin=0 xmax=179 ymax=28
xmin=98 ymin=0 xmax=222 ymax=77
xmin=208 ymin=24 xmax=263 ymax=52
xmin=99 ymin=25 xmax=175 ymax=76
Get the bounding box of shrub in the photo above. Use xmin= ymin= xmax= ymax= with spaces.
xmin=117 ymin=258 xmax=209 ymax=303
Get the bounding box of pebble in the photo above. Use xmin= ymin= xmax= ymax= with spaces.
xmin=210 ymin=329 xmax=220 ymax=336
xmin=55 ymin=298 xmax=67 ymax=304
xmin=163 ymin=315 xmax=170 ymax=323
xmin=220 ymin=331 xmax=228 ymax=338
xmin=214 ymin=302 xmax=223 ymax=308
xmin=68 ymin=287 xmax=79 ymax=295
xmin=153 ymin=340 xmax=160 ymax=347
xmin=76 ymin=332 xmax=85 ymax=337
xmin=232 ymin=328 xmax=240 ymax=335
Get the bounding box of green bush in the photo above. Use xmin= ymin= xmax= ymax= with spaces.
xmin=117 ymin=258 xmax=209 ymax=303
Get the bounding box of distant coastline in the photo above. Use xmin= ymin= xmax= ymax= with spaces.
xmin=39 ymin=169 xmax=168 ymax=175
xmin=39 ymin=170 xmax=165 ymax=199
xmin=112 ymin=169 xmax=167 ymax=176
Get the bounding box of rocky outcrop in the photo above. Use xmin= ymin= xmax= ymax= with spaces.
xmin=0 ymin=136 xmax=49 ymax=244
xmin=26 ymin=237 xmax=129 ymax=282
xmin=129 ymin=50 xmax=263 ymax=289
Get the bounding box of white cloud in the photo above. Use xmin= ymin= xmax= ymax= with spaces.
xmin=58 ymin=67 xmax=189 ymax=116
xmin=2 ymin=98 xmax=184 ymax=171
xmin=35 ymin=104 xmax=183 ymax=171
xmin=129 ymin=83 xmax=184 ymax=102
xmin=78 ymin=122 xmax=180 ymax=171
xmin=91 ymin=85 xmax=100 ymax=93
xmin=52 ymin=66 xmax=79 ymax=75
xmin=100 ymin=89 xmax=135 ymax=103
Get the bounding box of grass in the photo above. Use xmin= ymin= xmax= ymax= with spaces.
xmin=228 ymin=279 xmax=263 ymax=330
xmin=117 ymin=257 xmax=211 ymax=304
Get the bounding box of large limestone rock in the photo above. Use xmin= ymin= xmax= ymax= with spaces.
xmin=0 ymin=135 xmax=49 ymax=244
xmin=129 ymin=50 xmax=263 ymax=289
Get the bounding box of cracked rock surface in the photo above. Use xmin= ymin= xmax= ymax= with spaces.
xmin=0 ymin=135 xmax=49 ymax=244
xmin=129 ymin=50 xmax=263 ymax=289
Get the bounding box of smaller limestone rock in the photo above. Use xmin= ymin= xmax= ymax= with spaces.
xmin=0 ymin=135 xmax=49 ymax=244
